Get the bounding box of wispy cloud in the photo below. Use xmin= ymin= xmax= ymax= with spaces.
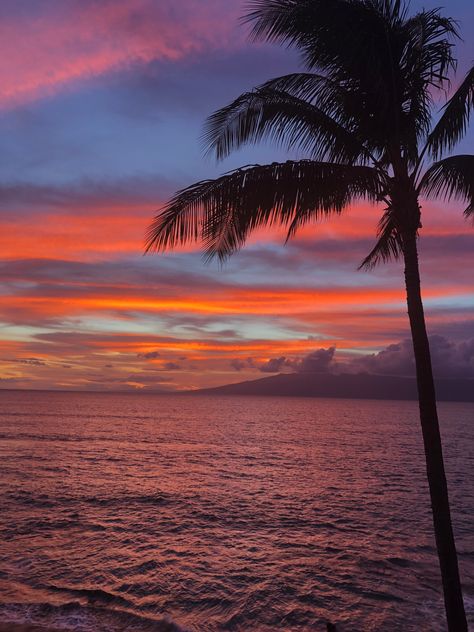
xmin=0 ymin=1 xmax=473 ymax=391
xmin=0 ymin=0 xmax=242 ymax=108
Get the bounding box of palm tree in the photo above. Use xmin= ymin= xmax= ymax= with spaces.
xmin=146 ymin=1 xmax=473 ymax=629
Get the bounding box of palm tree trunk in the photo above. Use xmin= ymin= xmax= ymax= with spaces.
xmin=402 ymin=230 xmax=467 ymax=631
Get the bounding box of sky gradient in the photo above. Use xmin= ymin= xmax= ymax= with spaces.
xmin=0 ymin=0 xmax=473 ymax=392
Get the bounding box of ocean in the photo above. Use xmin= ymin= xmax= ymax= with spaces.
xmin=0 ymin=390 xmax=473 ymax=631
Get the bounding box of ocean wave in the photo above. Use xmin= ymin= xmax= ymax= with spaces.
xmin=1 ymin=393 xmax=473 ymax=631
xmin=0 ymin=601 xmax=189 ymax=632
xmin=4 ymin=490 xmax=170 ymax=509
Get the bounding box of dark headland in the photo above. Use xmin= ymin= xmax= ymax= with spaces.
xmin=191 ymin=372 xmax=474 ymax=403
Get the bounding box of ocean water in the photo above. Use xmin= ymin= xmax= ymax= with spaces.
xmin=0 ymin=391 xmax=473 ymax=632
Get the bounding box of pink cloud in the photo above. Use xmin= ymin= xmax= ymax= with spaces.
xmin=0 ymin=0 xmax=241 ymax=108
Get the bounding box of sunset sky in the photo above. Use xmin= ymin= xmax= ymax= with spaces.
xmin=0 ymin=0 xmax=473 ymax=391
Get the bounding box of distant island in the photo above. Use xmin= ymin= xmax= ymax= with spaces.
xmin=192 ymin=372 xmax=474 ymax=403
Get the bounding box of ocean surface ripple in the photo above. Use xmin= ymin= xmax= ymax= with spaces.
xmin=0 ymin=391 xmax=473 ymax=631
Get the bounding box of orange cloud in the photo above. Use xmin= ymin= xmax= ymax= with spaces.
xmin=1 ymin=277 xmax=470 ymax=329
xmin=289 ymin=199 xmax=471 ymax=242
xmin=0 ymin=211 xmax=148 ymax=260
xmin=0 ymin=197 xmax=470 ymax=263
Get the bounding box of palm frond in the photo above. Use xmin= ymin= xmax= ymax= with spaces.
xmin=398 ymin=10 xmax=458 ymax=161
xmin=258 ymin=72 xmax=388 ymax=156
xmin=260 ymin=72 xmax=350 ymax=108
xmin=246 ymin=2 xmax=401 ymax=131
xmin=359 ymin=205 xmax=404 ymax=269
xmin=202 ymin=86 xmax=370 ymax=164
xmin=427 ymin=65 xmax=474 ymax=158
xmin=402 ymin=10 xmax=457 ymax=89
xmin=145 ymin=161 xmax=382 ymax=261
xmin=419 ymin=155 xmax=474 ymax=216
xmin=244 ymin=1 xmax=400 ymax=83
xmin=244 ymin=1 xmax=458 ymax=164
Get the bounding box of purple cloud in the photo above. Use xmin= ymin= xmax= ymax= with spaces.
xmin=354 ymin=336 xmax=474 ymax=379
xmin=230 ymin=357 xmax=255 ymax=372
xmin=297 ymin=347 xmax=336 ymax=373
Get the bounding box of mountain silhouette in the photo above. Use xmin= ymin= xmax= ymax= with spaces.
xmin=192 ymin=372 xmax=474 ymax=403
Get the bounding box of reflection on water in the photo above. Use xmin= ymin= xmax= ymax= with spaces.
xmin=0 ymin=391 xmax=473 ymax=631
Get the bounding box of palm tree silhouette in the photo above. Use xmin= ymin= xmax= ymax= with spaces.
xmin=146 ymin=2 xmax=473 ymax=629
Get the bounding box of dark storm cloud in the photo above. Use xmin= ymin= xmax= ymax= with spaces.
xmin=255 ymin=337 xmax=474 ymax=380
xmin=354 ymin=336 xmax=474 ymax=378
xmin=429 ymin=337 xmax=474 ymax=378
xmin=430 ymin=317 xmax=474 ymax=341
xmin=230 ymin=359 xmax=246 ymax=371
xmin=230 ymin=357 xmax=255 ymax=372
xmin=259 ymin=347 xmax=337 ymax=374
xmin=297 ymin=347 xmax=336 ymax=373
xmin=1 ymin=356 xmax=47 ymax=367
xmin=354 ymin=340 xmax=416 ymax=376
xmin=16 ymin=357 xmax=47 ymax=367
xmin=163 ymin=362 xmax=181 ymax=371
xmin=140 ymin=351 xmax=161 ymax=359
xmin=259 ymin=356 xmax=292 ymax=373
